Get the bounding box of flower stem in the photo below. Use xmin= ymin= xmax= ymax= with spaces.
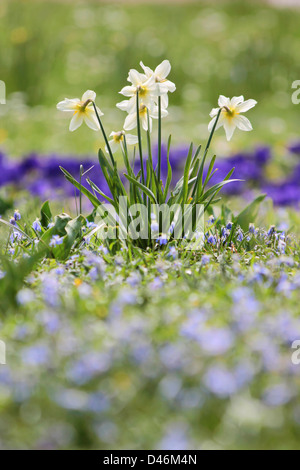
xmin=136 ymin=90 xmax=145 ymax=188
xmin=92 ymin=101 xmax=115 ymax=166
xmin=192 ymin=107 xmax=222 ymax=201
xmin=157 ymin=95 xmax=162 ymax=203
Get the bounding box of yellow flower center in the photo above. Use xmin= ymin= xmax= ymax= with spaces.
xmin=76 ymin=99 xmax=92 ymax=114
xmin=139 ymin=104 xmax=147 ymax=116
xmin=223 ymin=106 xmax=238 ymax=119
xmin=137 ymin=86 xmax=148 ymax=97
xmin=113 ymin=132 xmax=124 ymax=143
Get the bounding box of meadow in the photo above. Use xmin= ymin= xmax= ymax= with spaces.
xmin=1 ymin=0 xmax=300 ymax=451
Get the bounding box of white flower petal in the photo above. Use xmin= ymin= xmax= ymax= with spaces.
xmin=208 ymin=116 xmax=223 ymax=132
xmin=165 ymin=79 xmax=176 ymax=93
xmin=81 ymin=90 xmax=96 ymax=102
xmin=209 ymin=107 xmax=220 ymax=118
xmin=155 ymin=60 xmax=171 ymax=79
xmin=120 ymin=85 xmax=136 ymax=97
xmin=139 ymin=61 xmax=153 ymax=78
xmin=236 ymin=99 xmax=257 ymax=113
xmin=124 ymin=112 xmax=137 ymax=131
xmin=235 ymin=115 xmax=253 ymax=131
xmin=128 ymin=69 xmax=146 ymax=86
xmin=107 ymin=140 xmax=119 ymax=154
xmin=116 ymin=98 xmax=136 ymax=113
xmin=223 ymin=120 xmax=237 ymax=141
xmin=218 ymin=95 xmax=230 ymax=108
xmin=161 ymin=94 xmax=169 ymax=109
xmin=125 ymin=134 xmax=138 ymax=145
xmin=56 ymin=98 xmax=79 ymax=112
xmin=69 ymin=112 xmax=83 ymax=132
xmin=83 ymin=109 xmax=100 ymax=131
xmin=95 ymin=105 xmax=104 ymax=117
xmin=230 ymin=96 xmax=244 ymax=107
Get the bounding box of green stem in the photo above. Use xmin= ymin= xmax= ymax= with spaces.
xmin=192 ymin=107 xmax=222 ymax=200
xmin=92 ymin=101 xmax=115 ymax=166
xmin=136 ymin=90 xmax=145 ymax=187
xmin=157 ymin=95 xmax=162 ymax=202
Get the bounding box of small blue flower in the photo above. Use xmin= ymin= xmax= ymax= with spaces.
xmin=237 ymin=229 xmax=244 ymax=242
xmin=207 ymin=235 xmax=216 ymax=245
xmin=14 ymin=210 xmax=21 ymax=221
xmin=86 ymin=221 xmax=97 ymax=229
xmin=267 ymin=225 xmax=275 ymax=237
xmin=207 ymin=215 xmax=215 ymax=226
xmin=201 ymin=254 xmax=210 ymax=265
xmin=9 ymin=217 xmax=16 ymax=226
xmin=32 ymin=219 xmax=42 ymax=232
xmin=156 ymin=234 xmax=168 ymax=246
xmin=249 ymin=223 xmax=255 ymax=234
xmin=226 ymin=221 xmax=233 ymax=230
xmin=49 ymin=235 xmax=64 ymax=247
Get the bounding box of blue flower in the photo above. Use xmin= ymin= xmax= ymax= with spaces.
xmin=49 ymin=235 xmax=64 ymax=247
xmin=156 ymin=234 xmax=168 ymax=246
xmin=14 ymin=210 xmax=21 ymax=221
xmin=32 ymin=219 xmax=42 ymax=232
xmin=207 ymin=235 xmax=216 ymax=245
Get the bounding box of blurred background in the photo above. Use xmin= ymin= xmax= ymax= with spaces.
xmin=0 ymin=0 xmax=300 ymax=156
xmin=1 ymin=0 xmax=300 ymax=211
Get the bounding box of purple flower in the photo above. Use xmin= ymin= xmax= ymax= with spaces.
xmin=32 ymin=219 xmax=42 ymax=232
xmin=49 ymin=235 xmax=64 ymax=247
xmin=14 ymin=210 xmax=21 ymax=221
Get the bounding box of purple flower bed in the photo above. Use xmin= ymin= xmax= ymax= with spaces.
xmin=1 ymin=142 xmax=300 ymax=207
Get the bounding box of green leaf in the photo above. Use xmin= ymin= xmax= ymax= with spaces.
xmin=40 ymin=200 xmax=52 ymax=229
xmin=235 ymin=194 xmax=266 ymax=231
xmin=124 ymin=173 xmax=158 ymax=204
xmin=60 ymin=167 xmax=100 ymax=209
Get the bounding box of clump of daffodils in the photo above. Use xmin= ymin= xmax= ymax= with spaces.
xmin=57 ymin=60 xmax=257 ymax=250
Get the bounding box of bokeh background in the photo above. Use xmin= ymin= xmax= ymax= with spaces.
xmin=1 ymin=0 xmax=300 ymax=158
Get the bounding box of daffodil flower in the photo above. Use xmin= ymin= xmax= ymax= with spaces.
xmin=208 ymin=95 xmax=257 ymax=141
xmin=120 ymin=102 xmax=168 ymax=132
xmin=106 ymin=131 xmax=138 ymax=154
xmin=140 ymin=60 xmax=176 ymax=109
xmin=119 ymin=68 xmax=166 ymax=110
xmin=56 ymin=90 xmax=103 ymax=132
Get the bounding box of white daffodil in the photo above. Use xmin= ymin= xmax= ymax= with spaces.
xmin=119 ymin=69 xmax=162 ymax=109
xmin=208 ymin=95 xmax=257 ymax=141
xmin=106 ymin=131 xmax=138 ymax=154
xmin=56 ymin=90 xmax=103 ymax=132
xmin=140 ymin=59 xmax=176 ymax=109
xmin=122 ymin=102 xmax=168 ymax=133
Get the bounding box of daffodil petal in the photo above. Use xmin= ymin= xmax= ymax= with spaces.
xmin=81 ymin=90 xmax=96 ymax=102
xmin=139 ymin=61 xmax=153 ymax=77
xmin=235 ymin=115 xmax=253 ymax=131
xmin=120 ymin=86 xmax=136 ymax=97
xmin=69 ymin=112 xmax=83 ymax=132
xmin=125 ymin=134 xmax=139 ymax=145
xmin=155 ymin=60 xmax=171 ymax=79
xmin=57 ymin=98 xmax=80 ymax=112
xmin=218 ymin=95 xmax=230 ymax=108
xmin=124 ymin=113 xmax=137 ymax=131
xmin=230 ymin=96 xmax=244 ymax=107
xmin=236 ymin=99 xmax=257 ymax=113
xmin=83 ymin=109 xmax=100 ymax=131
xmin=223 ymin=120 xmax=237 ymax=141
